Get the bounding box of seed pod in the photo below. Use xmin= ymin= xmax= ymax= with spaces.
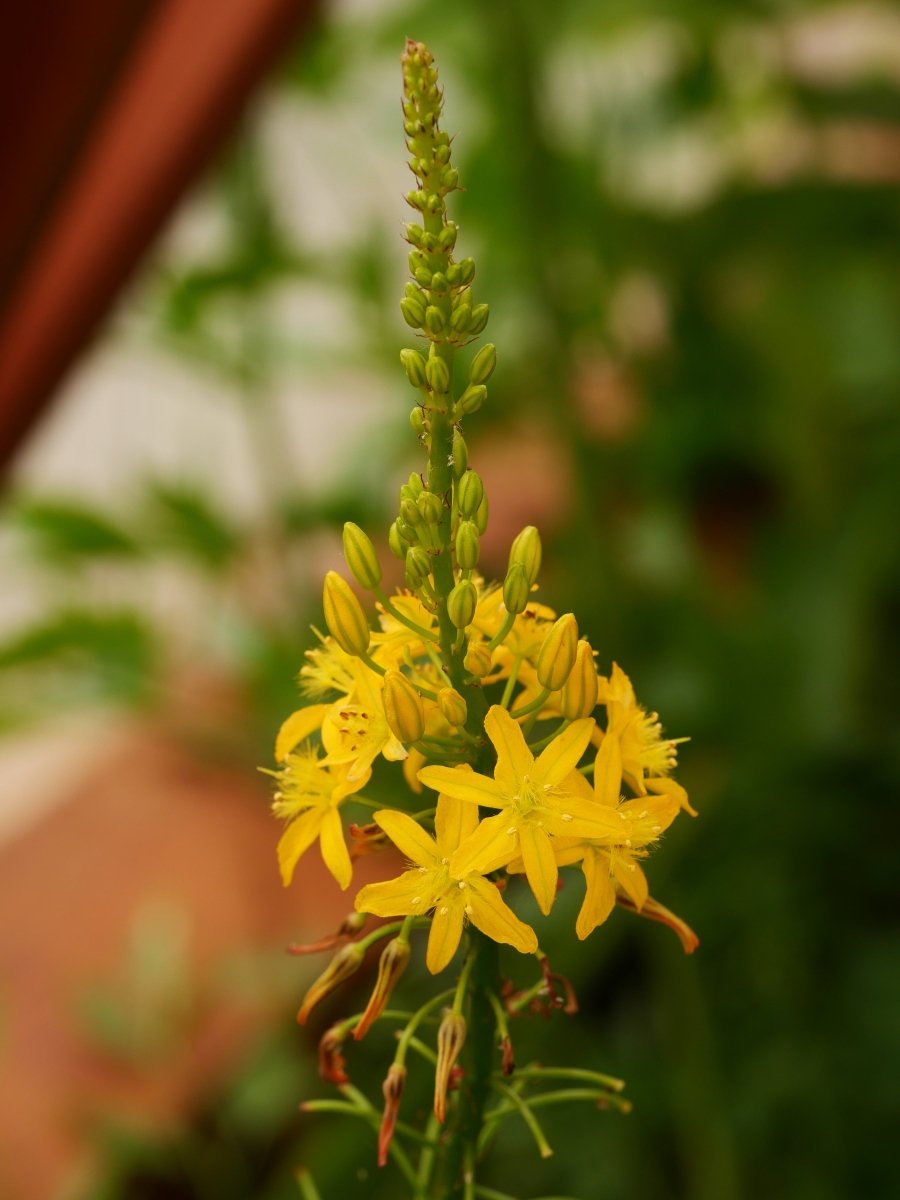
xmin=560 ymin=640 xmax=599 ymax=720
xmin=342 ymin=522 xmax=382 ymax=590
xmin=468 ymin=303 xmax=490 ymax=334
xmin=425 ymin=355 xmax=450 ymax=394
xmin=457 ymin=471 xmax=484 ymax=518
xmin=382 ymin=670 xmax=426 ymax=743
xmin=447 ymin=579 xmax=477 ymax=629
xmin=469 ymin=342 xmax=497 ymax=385
xmin=509 ymin=525 xmax=542 ymax=586
xmin=456 ymin=520 xmax=480 ymax=570
xmin=323 ymin=571 xmax=370 ymax=658
xmin=457 ymin=383 xmax=486 ymax=415
xmin=452 ymin=430 xmax=468 ymax=477
xmin=405 ymin=546 xmax=431 ymax=589
xmin=464 ymin=640 xmax=493 ymax=678
xmin=536 ymin=613 xmax=579 ymax=691
xmin=502 ymin=561 xmax=530 ymax=616
xmin=438 ymin=687 xmax=468 ymax=727
xmin=400 ymin=348 xmax=428 ymax=389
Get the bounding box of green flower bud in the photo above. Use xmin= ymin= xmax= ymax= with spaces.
xmin=457 ymin=257 xmax=475 ymax=285
xmin=425 ymin=355 xmax=450 ymax=393
xmin=446 ymin=263 xmax=462 ymax=286
xmin=407 ymin=472 xmax=424 ymax=496
xmin=405 ymin=546 xmax=431 ymax=588
xmin=406 ymin=189 xmax=427 ymax=211
xmin=464 ymin=641 xmax=493 ymax=678
xmin=452 ymin=429 xmax=468 ymax=477
xmin=323 ymin=571 xmax=370 ymax=658
xmin=456 ymin=520 xmax=480 ymax=570
xmin=457 ymin=384 xmax=486 ymax=415
xmin=438 ymin=223 xmax=458 ymax=250
xmin=417 ymin=491 xmax=444 ymax=525
xmin=406 ymin=224 xmax=425 ymax=247
xmin=410 ymin=406 xmax=427 ymax=436
xmin=426 ymin=193 xmax=442 ymax=213
xmin=400 ymin=497 xmax=422 ymax=527
xmin=509 ymin=525 xmax=542 ymax=586
xmin=438 ymin=687 xmax=468 ymax=727
xmin=400 ymin=348 xmax=428 ymax=389
xmin=457 ymin=470 xmax=484 ymax=518
xmin=342 ymin=522 xmax=382 ymax=590
xmin=396 ymin=516 xmax=417 ymax=544
xmin=424 ymin=305 xmax=446 ymax=335
xmin=388 ymin=520 xmax=409 ymax=560
xmin=502 ymin=561 xmax=530 ymax=616
xmin=400 ymin=296 xmax=425 ymax=328
xmin=468 ymin=303 xmax=490 ymax=334
xmin=560 ymin=640 xmax=599 ymax=720
xmin=469 ymin=342 xmax=497 ymax=385
xmin=451 ymin=303 xmax=472 ymax=332
xmin=436 ymin=144 xmax=451 ymax=165
xmin=382 ymin=670 xmax=426 ymax=744
xmin=475 ymin=494 xmax=489 ymax=537
xmin=536 ymin=613 xmax=579 ymax=691
xmin=408 ymin=249 xmax=427 ymax=273
xmin=442 ymin=166 xmax=459 ymax=191
xmin=430 ymin=271 xmax=448 ymax=294
xmin=447 ymin=579 xmax=477 ymax=629
xmin=414 ymin=266 xmax=433 ymax=288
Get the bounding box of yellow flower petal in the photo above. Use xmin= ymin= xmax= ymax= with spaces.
xmin=417 ymin=765 xmax=508 ymax=808
xmin=425 ymin=892 xmax=466 ymax=973
xmin=374 ymin=808 xmax=438 ymax=867
xmin=434 ymin=785 xmax=479 ymax=856
xmin=533 ymin=717 xmax=595 ymax=786
xmin=541 ymin=795 xmax=627 ymax=840
xmin=576 ymin=848 xmax=616 ymax=939
xmin=450 ymin=811 xmax=519 ymax=877
xmin=275 ymin=704 xmax=329 ymax=762
xmin=646 ymin=775 xmax=697 ymax=817
xmin=355 ymin=868 xmax=436 ymax=918
xmin=277 ymin=808 xmax=324 ymax=887
xmin=466 ymin=876 xmax=538 ymax=955
xmin=593 ymin=729 xmax=623 ymax=808
xmin=484 ymin=705 xmax=533 ymax=787
xmin=319 ymin=807 xmax=352 ymax=890
xmin=615 ymin=857 xmax=648 ymax=909
xmin=519 ymin=821 xmax=558 ymax=915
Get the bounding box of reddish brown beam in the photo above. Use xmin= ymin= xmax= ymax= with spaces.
xmin=0 ymin=0 xmax=316 ymax=472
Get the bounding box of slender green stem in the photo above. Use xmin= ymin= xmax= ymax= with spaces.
xmin=528 ymin=720 xmax=570 ymax=752
xmin=488 ymin=611 xmax=516 ymax=650
xmin=499 ymin=655 xmax=523 ymax=709
xmin=489 ymin=1081 xmax=553 ymax=1159
xmin=511 ymin=1066 xmax=625 ymax=1093
xmin=509 ymin=688 xmax=550 ymax=719
xmin=395 ymin=989 xmax=456 ymax=1069
xmin=375 ymin=588 xmax=441 ymax=643
xmin=416 ymin=1112 xmax=443 ymax=1197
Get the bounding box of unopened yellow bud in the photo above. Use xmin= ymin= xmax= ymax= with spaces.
xmin=297 ymin=942 xmax=365 ymax=1025
xmin=426 ymin=354 xmax=450 ymax=393
xmin=447 ymin=579 xmax=477 ymax=629
xmin=355 ymin=937 xmax=411 ymax=1041
xmin=451 ymin=302 xmax=472 ymax=332
xmin=424 ymin=305 xmax=445 ymax=335
xmin=536 ymin=613 xmax=579 ymax=691
xmin=438 ymin=687 xmax=467 ymax=726
xmin=342 ymin=522 xmax=382 ymax=590
xmin=417 ymin=490 xmax=444 ymax=525
xmin=468 ymin=303 xmax=489 ymax=334
xmin=509 ymin=525 xmax=542 ymax=586
xmin=323 ymin=572 xmax=370 ymax=658
xmin=457 ymin=470 xmax=484 ymax=518
xmin=400 ymin=296 xmax=424 ymax=328
xmin=474 ymin=492 xmax=489 ymax=534
xmin=560 ymin=640 xmax=599 ymax=720
xmin=382 ymin=670 xmax=426 ymax=743
xmin=434 ymin=1011 xmax=467 ymax=1123
xmin=464 ymin=640 xmax=493 ymax=678
xmin=400 ymin=348 xmax=428 ymax=388
xmin=452 ymin=429 xmax=468 ymax=477
xmin=469 ymin=342 xmax=496 ymax=385
xmin=388 ymin=520 xmax=410 ymax=559
xmin=405 ymin=546 xmax=431 ymax=588
xmin=502 ymin=561 xmax=530 ymax=616
xmin=457 ymin=257 xmax=476 ymax=285
xmin=455 ymin=520 xmax=480 ymax=570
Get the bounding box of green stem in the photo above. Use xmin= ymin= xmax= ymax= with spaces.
xmin=375 ymin=588 xmax=441 ymax=644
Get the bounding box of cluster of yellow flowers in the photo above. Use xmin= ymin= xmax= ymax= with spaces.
xmin=271 ymin=559 xmax=697 ymax=976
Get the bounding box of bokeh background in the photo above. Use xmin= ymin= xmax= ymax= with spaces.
xmin=1 ymin=1 xmax=898 ymax=1198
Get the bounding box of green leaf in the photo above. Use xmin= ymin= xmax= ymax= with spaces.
xmin=145 ymin=480 xmax=239 ymax=570
xmin=10 ymin=497 xmax=138 ymax=560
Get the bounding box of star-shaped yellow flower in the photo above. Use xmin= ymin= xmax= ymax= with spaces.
xmin=597 ymin=663 xmax=690 ymax=802
xmin=551 ymin=729 xmax=681 ymax=939
xmin=320 ymin=660 xmax=407 ymax=782
xmin=418 ymin=706 xmax=627 ymax=915
xmin=272 ymin=749 xmax=370 ymax=890
xmin=354 ymin=787 xmax=538 ymax=973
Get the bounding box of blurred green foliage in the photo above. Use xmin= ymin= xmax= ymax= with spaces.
xmin=2 ymin=0 xmax=898 ymax=1198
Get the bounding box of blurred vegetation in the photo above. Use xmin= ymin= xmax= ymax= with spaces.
xmin=2 ymin=0 xmax=898 ymax=1197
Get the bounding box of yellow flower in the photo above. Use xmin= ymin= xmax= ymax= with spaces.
xmin=371 ymin=593 xmax=438 ymax=665
xmin=419 ymin=707 xmax=626 ymax=915
xmin=320 ymin=659 xmax=408 ymax=782
xmin=354 ymin=788 xmax=538 ymax=973
xmin=299 ymin=633 xmax=357 ymax=699
xmin=551 ymin=729 xmax=680 ymax=939
xmin=272 ymin=749 xmax=370 ymax=890
xmin=597 ymin=663 xmax=687 ymax=795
